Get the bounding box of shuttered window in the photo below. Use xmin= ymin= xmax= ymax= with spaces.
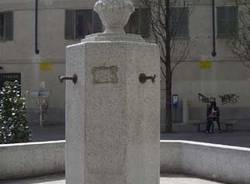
xmin=170 ymin=7 xmax=189 ymax=38
xmin=125 ymin=8 xmax=151 ymax=38
xmin=0 ymin=73 xmax=21 ymax=92
xmin=217 ymin=6 xmax=238 ymax=39
xmin=0 ymin=12 xmax=13 ymax=41
xmin=65 ymin=10 xmax=103 ymax=40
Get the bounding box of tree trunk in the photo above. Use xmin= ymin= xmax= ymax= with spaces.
xmin=164 ymin=0 xmax=172 ymax=133
xmin=165 ymin=71 xmax=172 ymax=132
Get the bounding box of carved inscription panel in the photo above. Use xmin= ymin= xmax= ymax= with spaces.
xmin=92 ymin=66 xmax=118 ymax=84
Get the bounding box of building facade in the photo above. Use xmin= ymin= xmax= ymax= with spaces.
xmin=0 ymin=0 xmax=249 ymax=130
xmin=169 ymin=0 xmax=250 ymax=126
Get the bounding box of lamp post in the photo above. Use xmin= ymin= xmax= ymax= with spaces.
xmin=35 ymin=0 xmax=39 ymax=54
xmin=211 ymin=0 xmax=216 ymax=57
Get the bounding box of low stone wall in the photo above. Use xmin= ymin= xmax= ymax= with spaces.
xmin=1 ymin=140 xmax=250 ymax=183
xmin=0 ymin=141 xmax=65 ymax=180
xmin=161 ymin=140 xmax=250 ymax=184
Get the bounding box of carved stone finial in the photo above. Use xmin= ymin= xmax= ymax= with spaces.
xmin=94 ymin=0 xmax=135 ymax=34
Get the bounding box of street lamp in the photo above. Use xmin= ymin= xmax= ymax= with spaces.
xmin=35 ymin=0 xmax=39 ymax=54
xmin=211 ymin=0 xmax=216 ymax=57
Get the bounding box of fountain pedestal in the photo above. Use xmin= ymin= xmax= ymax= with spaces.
xmin=65 ymin=0 xmax=160 ymax=184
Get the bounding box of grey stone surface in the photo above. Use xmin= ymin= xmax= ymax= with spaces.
xmin=28 ymin=121 xmax=250 ymax=147
xmin=94 ymin=0 xmax=134 ymax=33
xmin=66 ymin=38 xmax=160 ymax=184
xmin=84 ymin=32 xmax=144 ymax=42
xmin=2 ymin=174 xmax=225 ymax=184
xmin=188 ymin=107 xmax=250 ymax=121
xmin=0 ymin=141 xmax=65 ymax=180
xmin=161 ymin=140 xmax=250 ymax=184
xmin=161 ymin=130 xmax=250 ymax=147
xmin=27 ymin=108 xmax=65 ymax=126
xmin=1 ymin=140 xmax=250 ymax=183
xmin=30 ymin=124 xmax=65 ymax=142
xmin=65 ymin=1 xmax=160 ymax=183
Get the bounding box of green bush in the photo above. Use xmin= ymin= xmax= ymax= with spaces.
xmin=0 ymin=81 xmax=31 ymax=143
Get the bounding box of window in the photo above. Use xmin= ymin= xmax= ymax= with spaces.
xmin=170 ymin=7 xmax=189 ymax=38
xmin=125 ymin=8 xmax=151 ymax=38
xmin=0 ymin=12 xmax=13 ymax=41
xmin=0 ymin=73 xmax=21 ymax=92
xmin=65 ymin=10 xmax=103 ymax=40
xmin=217 ymin=6 xmax=238 ymax=39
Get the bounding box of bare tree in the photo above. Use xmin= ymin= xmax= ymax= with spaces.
xmin=141 ymin=0 xmax=194 ymax=132
xmin=230 ymin=0 xmax=250 ymax=69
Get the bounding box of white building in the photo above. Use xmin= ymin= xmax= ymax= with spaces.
xmin=0 ymin=0 xmax=249 ymax=131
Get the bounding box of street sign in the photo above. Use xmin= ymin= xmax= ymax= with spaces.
xmin=199 ymin=60 xmax=212 ymax=69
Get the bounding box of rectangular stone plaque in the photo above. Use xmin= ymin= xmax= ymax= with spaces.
xmin=92 ymin=66 xmax=118 ymax=84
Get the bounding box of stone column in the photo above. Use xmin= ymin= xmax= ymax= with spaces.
xmin=65 ymin=0 xmax=160 ymax=184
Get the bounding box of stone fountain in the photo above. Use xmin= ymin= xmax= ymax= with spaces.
xmin=64 ymin=0 xmax=160 ymax=183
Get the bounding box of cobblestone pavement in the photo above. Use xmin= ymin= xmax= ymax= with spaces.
xmin=161 ymin=130 xmax=250 ymax=148
xmin=2 ymin=174 xmax=225 ymax=184
xmin=30 ymin=123 xmax=250 ymax=148
xmin=30 ymin=124 xmax=65 ymax=142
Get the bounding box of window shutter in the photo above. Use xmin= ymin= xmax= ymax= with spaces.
xmin=140 ymin=8 xmax=150 ymax=38
xmin=170 ymin=8 xmax=177 ymax=36
xmin=230 ymin=7 xmax=238 ymax=36
xmin=170 ymin=7 xmax=189 ymax=38
xmin=75 ymin=10 xmax=92 ymax=39
xmin=125 ymin=8 xmax=151 ymax=38
xmin=0 ymin=14 xmax=3 ymax=40
xmin=217 ymin=7 xmax=224 ymax=37
xmin=93 ymin=11 xmax=103 ymax=33
xmin=125 ymin=9 xmax=139 ymax=34
xmin=182 ymin=8 xmax=189 ymax=37
xmin=65 ymin=10 xmax=75 ymax=40
xmin=5 ymin=12 xmax=13 ymax=41
xmin=0 ymin=73 xmax=21 ymax=93
xmin=217 ymin=6 xmax=238 ymax=38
